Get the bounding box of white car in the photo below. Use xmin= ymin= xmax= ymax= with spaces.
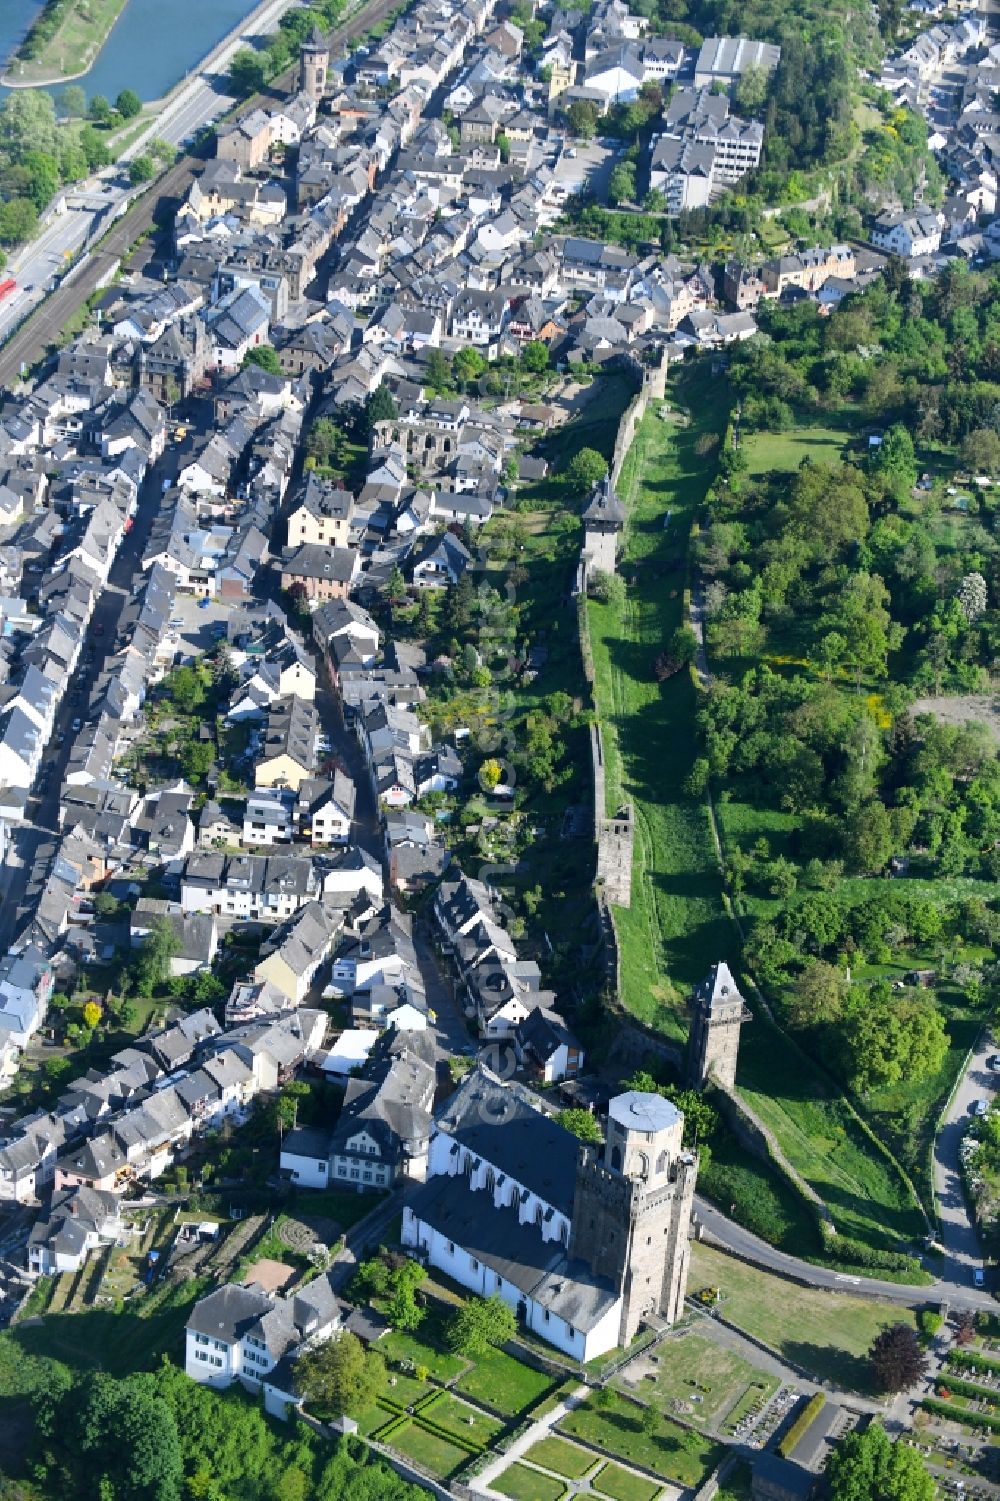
xmin=973 ymin=1099 xmax=990 ymax=1117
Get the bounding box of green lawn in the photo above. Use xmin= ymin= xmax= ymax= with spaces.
xmin=380 ymin=1305 xmax=467 ymax=1383
xmin=698 ymin=1127 xmax=823 ymax=1259
xmin=6 ymin=0 xmax=130 ymax=83
xmin=588 ymin=377 xmax=736 ymax=1032
xmin=454 ymin=1344 xmax=555 ymax=1416
xmin=690 ymin=1242 xmax=913 ymax=1391
xmin=522 ymin=1435 xmax=598 ymax=1478
xmin=558 ymin=1390 xmax=723 ymax=1488
xmin=421 ymin=1390 xmax=505 ymax=1445
xmin=615 ymin=1331 xmax=778 ymax=1430
xmin=493 ymin=1462 xmax=567 ymax=1501
xmin=741 ymin=419 xmax=853 ymax=479
xmin=592 ymin=1461 xmax=664 ymax=1501
xmin=735 ymin=1015 xmax=926 ymax=1253
xmin=385 ymin=1419 xmax=471 ymax=1479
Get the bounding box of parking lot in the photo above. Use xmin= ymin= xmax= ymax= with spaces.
xmin=168 ymin=591 xmax=235 ymax=658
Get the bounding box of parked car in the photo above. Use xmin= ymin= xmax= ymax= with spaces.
xmin=973 ymin=1099 xmax=990 ymax=1117
xmin=988 ymin=1056 xmax=1000 ymax=1071
xmin=975 ymin=1267 xmax=986 ymax=1289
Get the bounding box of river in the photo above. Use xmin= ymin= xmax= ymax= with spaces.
xmin=0 ymin=0 xmax=262 ymax=104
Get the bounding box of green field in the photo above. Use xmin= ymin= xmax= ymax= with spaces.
xmin=741 ymin=419 xmax=852 ymax=479
xmin=592 ymin=1461 xmax=664 ymax=1501
xmin=454 ymin=1343 xmax=555 ymax=1416
xmin=493 ymin=1463 xmax=567 ymax=1501
xmin=558 ymin=1390 xmax=723 ymax=1488
xmin=380 ymin=1305 xmax=468 ymax=1383
xmin=385 ymin=1419 xmax=471 ymax=1479
xmin=6 ymin=0 xmax=130 ymax=84
xmin=616 ymin=1330 xmax=778 ymax=1430
xmin=588 ymin=381 xmax=736 ymax=1031
xmin=522 ymin=1435 xmax=597 ymax=1478
xmin=735 ymin=1016 xmax=926 ymax=1252
xmin=422 ymin=1390 xmax=505 ymax=1445
xmin=689 ymin=1243 xmax=914 ymax=1391
xmin=4 ymin=1280 xmax=206 ymax=1378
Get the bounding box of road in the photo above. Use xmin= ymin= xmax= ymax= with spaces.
xmin=694 ymin=1197 xmax=997 ymax=1316
xmin=933 ymin=1028 xmax=992 ymax=1284
xmin=0 ymin=0 xmax=401 ymax=381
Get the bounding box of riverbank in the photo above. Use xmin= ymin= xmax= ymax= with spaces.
xmin=3 ymin=0 xmax=130 ymax=87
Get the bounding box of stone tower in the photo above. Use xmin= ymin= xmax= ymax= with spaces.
xmin=687 ymin=961 xmax=750 ymax=1091
xmin=569 ymin=1091 xmax=697 ymax=1346
xmin=300 ymin=27 xmax=329 ymax=102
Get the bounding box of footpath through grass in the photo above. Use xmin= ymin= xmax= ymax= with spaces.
xmin=689 ymin=1243 xmax=913 ymax=1392
xmin=587 ymin=373 xmax=735 ymax=1034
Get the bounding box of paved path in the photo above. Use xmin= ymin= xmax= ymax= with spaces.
xmin=933 ymin=1028 xmax=992 ymax=1287
xmin=473 ymin=1384 xmax=589 ymax=1492
xmin=693 ymin=1199 xmax=995 ymax=1316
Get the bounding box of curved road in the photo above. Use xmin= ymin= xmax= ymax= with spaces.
xmin=694 ymin=1195 xmax=994 ymax=1315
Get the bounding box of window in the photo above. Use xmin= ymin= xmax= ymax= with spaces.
xmin=447 ymin=1240 xmax=455 ymax=1254
xmin=470 ymin=1257 xmax=479 ymax=1271
xmin=543 ymin=1310 xmax=550 ymax=1322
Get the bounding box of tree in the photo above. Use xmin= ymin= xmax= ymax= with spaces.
xmin=961 ymin=427 xmax=1000 ymax=475
xmin=387 ymin=565 xmax=407 ymax=603
xmin=93 ymin=891 xmax=120 ymax=919
xmin=842 ymin=799 xmax=893 ymax=875
xmin=294 ymin=1331 xmax=385 ymax=1415
xmin=82 ymin=999 xmax=102 ymax=1030
xmin=58 ymin=85 xmax=87 ymax=119
xmin=868 ymin=1324 xmax=927 ymax=1393
xmin=588 ymin=570 xmax=625 ymax=610
xmin=243 ymin=344 xmax=282 ymax=375
xmin=480 ymin=758 xmax=503 ymax=790
xmin=423 ymin=348 xmax=454 ymax=396
xmin=828 ymin=1422 xmax=934 ymax=1501
xmin=453 ymin=347 xmax=486 ymax=386
xmin=134 ymin=916 xmax=179 ymax=997
xmin=365 ymin=384 xmax=398 ymax=432
xmin=228 ymin=47 xmax=269 ymax=96
xmin=786 ymin=960 xmax=849 ymax=1029
xmin=129 ymin=155 xmax=155 ymax=185
xmin=163 ymin=664 xmax=206 ymax=714
xmin=566 ymin=447 xmax=608 ymax=492
xmin=958 ymin=571 xmax=988 ymax=623
xmin=447 ymin=1295 xmax=517 ymax=1357
xmin=116 ymin=89 xmax=142 ymax=120
xmin=608 ymin=161 xmax=637 ymax=207
xmin=520 ymin=340 xmax=549 ymax=375
xmin=88 ymin=94 xmax=112 ymax=123
xmin=735 ymin=64 xmax=769 ymax=112
xmin=841 ymin=992 xmax=947 ymax=1095
xmin=0 ymin=197 xmax=38 ymax=246
xmin=557 ymin=1108 xmax=602 ymax=1142
xmin=567 ymin=100 xmax=598 ymax=139
xmin=182 ymin=739 xmax=215 ymax=783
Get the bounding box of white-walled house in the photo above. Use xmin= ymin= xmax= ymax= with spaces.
xmin=185 ymin=1272 xmax=343 ymax=1418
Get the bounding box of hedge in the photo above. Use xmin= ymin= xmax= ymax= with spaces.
xmin=822 ymin=1232 xmax=922 ymax=1274
xmin=935 ymin=1375 xmax=1000 ymax=1405
xmin=922 ymin=1398 xmax=1000 ymax=1433
xmin=778 ymin=1393 xmax=825 ymax=1458
xmin=949 ymin=1350 xmax=1000 ymax=1377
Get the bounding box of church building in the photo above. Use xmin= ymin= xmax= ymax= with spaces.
xmin=402 ymin=1067 xmax=697 ymax=1361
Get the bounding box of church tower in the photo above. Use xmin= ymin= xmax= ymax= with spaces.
xmin=687 ymin=961 xmax=750 ymax=1091
xmin=569 ymin=1091 xmax=697 ymax=1347
xmin=300 ymin=27 xmax=329 ymax=102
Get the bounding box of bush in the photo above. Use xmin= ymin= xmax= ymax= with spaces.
xmin=919 ymin=1310 xmax=943 ymax=1339
xmin=825 ymin=1234 xmax=922 ymax=1274
xmin=778 ymin=1393 xmax=825 ymax=1457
